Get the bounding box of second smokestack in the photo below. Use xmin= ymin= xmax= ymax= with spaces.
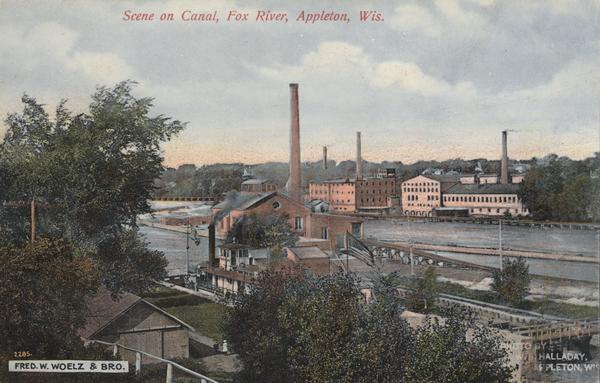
xmin=356 ymin=131 xmax=363 ymax=181
xmin=322 ymin=146 xmax=328 ymax=170
xmin=500 ymin=130 xmax=509 ymax=184
xmin=288 ymin=84 xmax=302 ymax=202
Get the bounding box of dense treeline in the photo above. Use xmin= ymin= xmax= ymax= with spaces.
xmin=519 ymin=153 xmax=599 ymax=222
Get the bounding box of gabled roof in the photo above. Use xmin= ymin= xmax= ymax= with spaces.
xmin=213 ymin=192 xmax=275 ymax=211
xmin=287 ymin=246 xmax=329 ymax=260
xmin=445 ymin=183 xmax=520 ymax=195
xmin=79 ymin=288 xmax=194 ymax=339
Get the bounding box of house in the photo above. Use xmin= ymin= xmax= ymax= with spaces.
xmin=202 ymin=243 xmax=271 ymax=294
xmin=80 ymin=289 xmax=194 ymax=364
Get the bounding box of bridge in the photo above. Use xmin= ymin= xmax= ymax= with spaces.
xmin=359 ymin=237 xmax=497 ymax=272
xmin=512 ymin=320 xmax=600 ymax=342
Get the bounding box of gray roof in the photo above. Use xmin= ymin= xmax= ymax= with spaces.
xmin=445 ymin=183 xmax=520 ymax=195
xmin=424 ymin=174 xmax=462 ymax=183
xmin=288 ymin=246 xmax=329 ymax=260
xmin=313 ymin=178 xmax=355 ymax=184
xmin=79 ymin=288 xmax=194 ymax=339
xmin=241 ymin=178 xmax=271 ymax=185
xmin=213 ymin=192 xmax=275 ymax=211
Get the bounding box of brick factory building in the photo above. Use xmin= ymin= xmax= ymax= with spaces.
xmin=212 ymin=191 xmax=362 ymax=251
xmin=442 ymin=183 xmax=529 ymax=217
xmin=401 ymin=174 xmax=460 ymax=216
xmin=309 ymin=176 xmax=398 ymax=213
xmin=309 ymin=179 xmax=356 ymax=212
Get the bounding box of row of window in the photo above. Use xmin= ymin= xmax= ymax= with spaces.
xmin=403 ymin=181 xmax=437 ymax=186
xmin=405 ymin=203 xmax=435 ymax=207
xmin=405 ymin=194 xmax=439 ymax=201
xmin=403 ymin=187 xmax=439 ymax=193
xmin=444 ymin=195 xmax=517 ymax=203
xmin=359 ymin=188 xmax=394 ymax=195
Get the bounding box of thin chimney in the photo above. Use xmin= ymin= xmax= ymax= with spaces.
xmin=288 ymin=84 xmax=302 ymax=202
xmin=356 ymin=131 xmax=363 ymax=181
xmin=208 ymin=223 xmax=216 ymax=267
xmin=322 ymin=146 xmax=328 ymax=170
xmin=500 ymin=130 xmax=509 ymax=184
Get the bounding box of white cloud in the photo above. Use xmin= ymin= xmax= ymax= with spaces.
xmin=390 ymin=4 xmax=441 ymax=37
xmin=0 ymin=21 xmax=135 ymax=85
xmin=255 ymin=41 xmax=477 ymax=99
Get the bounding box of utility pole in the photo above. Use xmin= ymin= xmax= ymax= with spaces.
xmin=30 ymin=199 xmax=36 ymax=243
xmin=499 ymin=218 xmax=503 ymax=271
xmin=345 ymin=232 xmax=349 ymax=273
xmin=186 ymin=218 xmax=190 ymax=275
xmin=408 ymin=215 xmax=414 ymax=276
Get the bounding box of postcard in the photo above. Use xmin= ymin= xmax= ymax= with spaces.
xmin=0 ymin=1 xmax=598 ymax=382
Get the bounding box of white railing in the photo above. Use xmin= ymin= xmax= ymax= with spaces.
xmin=85 ymin=339 xmax=220 ymax=383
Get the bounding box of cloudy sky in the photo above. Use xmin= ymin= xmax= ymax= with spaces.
xmin=0 ymin=0 xmax=598 ymax=167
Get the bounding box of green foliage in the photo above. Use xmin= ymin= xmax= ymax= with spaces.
xmin=224 ymin=269 xmax=513 ymax=383
xmin=154 ymin=163 xmax=244 ymax=197
xmin=226 ymin=214 xmax=298 ymax=257
xmin=222 ymin=266 xmax=305 ymax=383
xmin=96 ymin=228 xmax=168 ymax=295
xmin=406 ymin=267 xmax=438 ymax=313
xmin=404 ymin=308 xmax=514 ymax=383
xmin=491 ymin=257 xmax=531 ymax=305
xmin=0 ymin=238 xmax=100 ymax=358
xmin=0 ymin=81 xmax=183 ymax=293
xmin=519 ymin=153 xmax=599 ymax=221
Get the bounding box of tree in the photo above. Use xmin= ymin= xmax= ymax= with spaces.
xmin=491 ymin=257 xmax=531 ymax=305
xmin=406 ymin=266 xmax=438 ymax=313
xmin=0 ymin=238 xmax=100 ymax=357
xmin=224 ymin=269 xmax=513 ymax=383
xmin=556 ymin=175 xmax=592 ymax=221
xmin=0 ymin=81 xmax=184 ymax=293
xmin=222 ymin=266 xmax=305 ymax=383
xmin=404 ymin=307 xmax=514 ymax=383
xmin=226 ymin=213 xmax=298 ymax=257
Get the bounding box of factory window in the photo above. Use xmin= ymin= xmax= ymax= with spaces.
xmin=488 ymin=208 xmax=491 ymax=212
xmin=496 ymin=209 xmax=500 ymax=213
xmin=295 ymin=217 xmax=304 ymax=230
xmin=321 ymin=227 xmax=329 ymax=240
xmin=272 ymin=201 xmax=281 ymax=209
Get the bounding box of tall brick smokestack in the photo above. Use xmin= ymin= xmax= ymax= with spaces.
xmin=356 ymin=131 xmax=363 ymax=181
xmin=288 ymin=84 xmax=302 ymax=202
xmin=322 ymin=146 xmax=328 ymax=170
xmin=500 ymin=130 xmax=509 ymax=184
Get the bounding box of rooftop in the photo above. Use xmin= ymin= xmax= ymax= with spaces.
xmin=241 ymin=178 xmax=271 ymax=185
xmin=213 ymin=192 xmax=275 ymax=211
xmin=79 ymin=288 xmax=194 ymax=339
xmin=445 ymin=183 xmax=521 ymax=195
xmin=287 ymin=246 xmax=329 ymax=260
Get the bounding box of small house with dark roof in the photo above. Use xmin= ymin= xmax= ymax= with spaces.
xmin=80 ymin=288 xmax=194 ymax=364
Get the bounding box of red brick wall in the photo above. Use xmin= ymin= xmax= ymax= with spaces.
xmin=356 ymin=178 xmax=397 ymax=208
